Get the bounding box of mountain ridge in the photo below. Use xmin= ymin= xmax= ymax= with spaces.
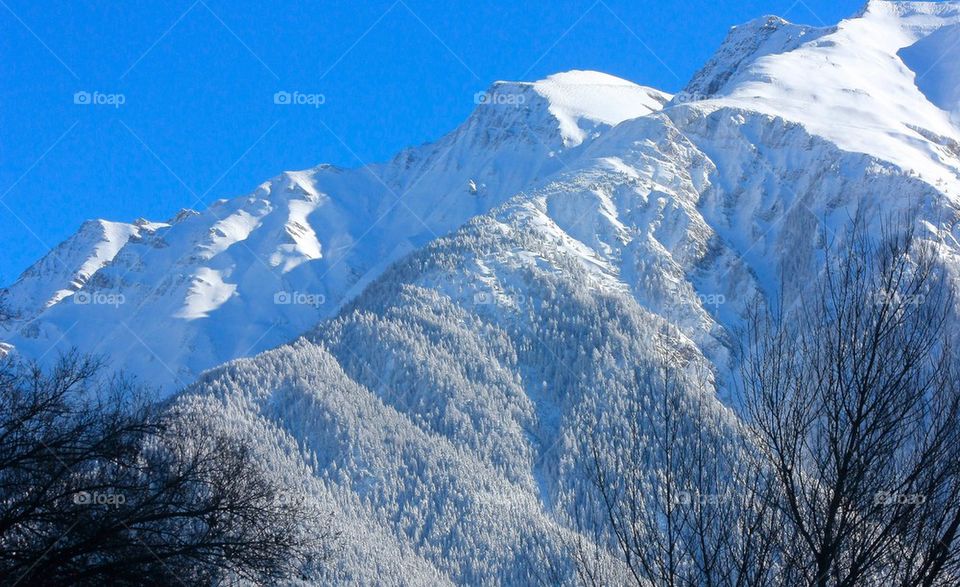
xmin=0 ymin=70 xmax=669 ymax=390
xmin=3 ymin=1 xmax=960 ymax=394
xmin=5 ymin=2 xmax=960 ymax=583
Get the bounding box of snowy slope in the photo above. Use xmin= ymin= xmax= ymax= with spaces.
xmin=0 ymin=219 xmax=157 ymax=321
xmin=174 ymin=218 xmax=733 ymax=584
xmin=166 ymin=4 xmax=960 ymax=579
xmin=0 ymin=72 xmax=668 ymax=390
xmin=900 ymin=22 xmax=960 ymax=125
xmin=172 ymin=97 xmax=957 ymax=582
xmin=682 ymin=0 xmax=960 ymax=192
xmin=529 ymin=70 xmax=670 ymax=146
xmin=6 ymin=4 xmax=960 ymax=580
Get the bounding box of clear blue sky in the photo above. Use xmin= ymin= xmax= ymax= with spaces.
xmin=1 ymin=0 xmax=864 ymax=285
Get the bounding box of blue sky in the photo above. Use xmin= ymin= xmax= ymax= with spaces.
xmin=0 ymin=0 xmax=864 ymax=285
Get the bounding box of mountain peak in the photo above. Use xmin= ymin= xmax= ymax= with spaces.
xmin=860 ymin=0 xmax=960 ymax=20
xmin=484 ymin=70 xmax=669 ymax=147
xmin=682 ymin=15 xmax=829 ymax=100
xmin=7 ymin=1 xmax=960 ymax=395
xmin=493 ymin=69 xmax=642 ymax=89
xmin=533 ymin=69 xmax=639 ymax=86
xmin=679 ymin=0 xmax=960 ymax=191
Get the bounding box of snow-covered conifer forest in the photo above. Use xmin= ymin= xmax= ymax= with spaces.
xmin=4 ymin=1 xmax=960 ymax=584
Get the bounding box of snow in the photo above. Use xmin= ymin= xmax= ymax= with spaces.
xmin=0 ymin=219 xmax=145 ymax=318
xmin=681 ymin=0 xmax=960 ymax=193
xmin=174 ymin=267 xmax=238 ymax=320
xmin=201 ymin=208 xmax=264 ymax=259
xmin=3 ymin=3 xmax=960 ymax=400
xmin=271 ymin=198 xmax=323 ymax=272
xmin=899 ymin=23 xmax=960 ymax=126
xmin=4 ymin=2 xmax=960 ymax=582
xmin=529 ymin=70 xmax=670 ymax=147
xmin=0 ymin=70 xmax=670 ymax=388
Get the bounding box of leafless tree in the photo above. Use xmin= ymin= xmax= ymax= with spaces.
xmin=576 ymin=359 xmax=778 ymax=587
xmin=577 ymin=213 xmax=960 ymax=587
xmin=741 ymin=213 xmax=960 ymax=587
xmin=0 ymin=352 xmax=337 ymax=586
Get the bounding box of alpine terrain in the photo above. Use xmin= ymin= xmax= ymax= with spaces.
xmin=3 ymin=1 xmax=960 ymax=584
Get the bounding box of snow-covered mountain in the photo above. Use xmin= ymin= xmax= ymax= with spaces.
xmin=0 ymin=71 xmax=669 ymax=390
xmin=6 ymin=1 xmax=960 ymax=582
